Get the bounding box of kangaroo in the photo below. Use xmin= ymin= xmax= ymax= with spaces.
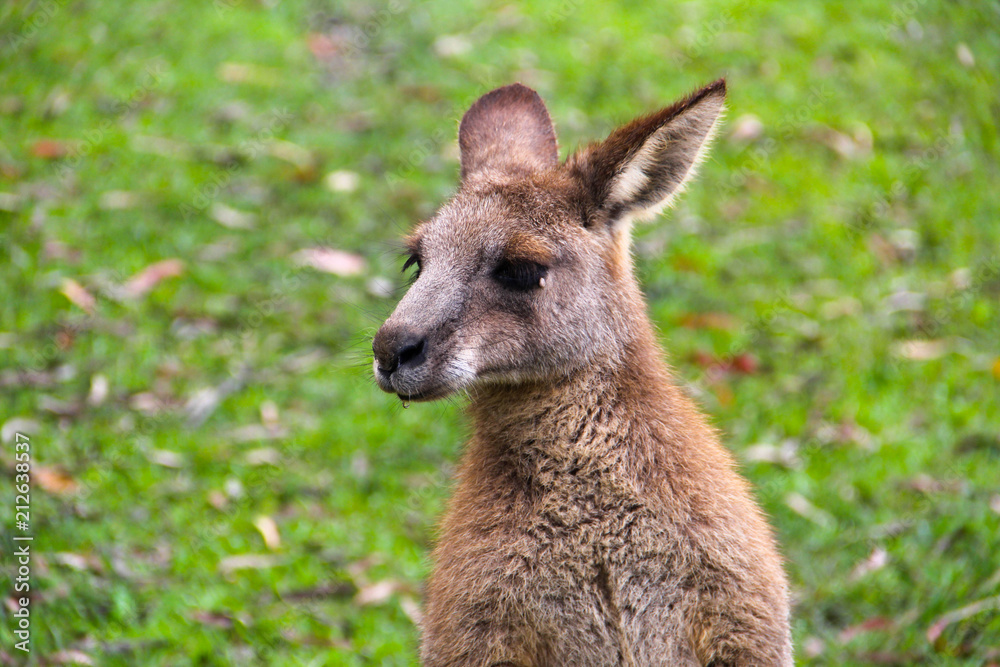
xmin=372 ymin=80 xmax=792 ymax=666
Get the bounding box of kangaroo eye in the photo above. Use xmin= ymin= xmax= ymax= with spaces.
xmin=493 ymin=260 xmax=548 ymax=291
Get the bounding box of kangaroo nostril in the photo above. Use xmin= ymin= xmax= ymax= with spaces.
xmin=373 ymin=334 xmax=399 ymax=375
xmin=377 ymin=354 xmax=398 ymax=376
xmin=397 ymin=336 xmax=427 ymax=369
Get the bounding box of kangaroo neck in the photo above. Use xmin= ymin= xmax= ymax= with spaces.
xmin=467 ymin=332 xmax=674 ymax=465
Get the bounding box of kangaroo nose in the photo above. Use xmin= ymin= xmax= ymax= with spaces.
xmin=373 ymin=329 xmax=428 ymax=375
xmin=396 ymin=335 xmax=427 ymax=368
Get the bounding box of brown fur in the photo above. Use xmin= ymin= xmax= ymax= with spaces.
xmin=504 ymin=231 xmax=556 ymax=264
xmin=373 ymin=81 xmax=792 ymax=666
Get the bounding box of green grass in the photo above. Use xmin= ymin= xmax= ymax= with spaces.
xmin=1 ymin=1 xmax=998 ymax=664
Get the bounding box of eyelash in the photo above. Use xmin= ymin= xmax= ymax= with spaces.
xmin=493 ymin=260 xmax=548 ymax=291
xmin=402 ymin=254 xmax=421 ymax=279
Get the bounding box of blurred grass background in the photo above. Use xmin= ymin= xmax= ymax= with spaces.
xmin=1 ymin=0 xmax=998 ymax=664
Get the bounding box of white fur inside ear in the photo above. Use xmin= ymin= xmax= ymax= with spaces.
xmin=607 ymin=103 xmax=723 ymax=222
xmin=608 ymin=145 xmax=655 ymax=209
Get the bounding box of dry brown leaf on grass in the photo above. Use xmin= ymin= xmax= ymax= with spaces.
xmin=253 ymin=515 xmax=281 ymax=550
xmin=185 ymin=367 xmax=250 ymax=428
xmin=784 ymin=492 xmax=834 ymax=527
xmin=869 ymin=233 xmax=913 ymax=266
xmin=36 ymin=467 xmax=80 ymax=495
xmin=268 ymin=140 xmax=319 ymax=181
xmin=53 ymin=552 xmax=104 ymax=574
xmin=47 ymin=650 xmax=94 ymax=666
xmin=279 ymin=628 xmax=352 ymax=649
xmin=801 ymin=636 xmax=825 ymax=659
xmin=260 ymin=400 xmax=279 ymax=427
xmin=0 ymin=368 xmax=61 ymax=390
xmin=354 ymin=579 xmax=402 ymax=606
xmin=0 ymin=192 xmax=23 ymax=212
xmin=98 ymin=190 xmax=143 ymax=210
xmin=325 ymin=170 xmax=360 ymax=193
xmin=838 ymin=616 xmax=894 ymax=643
xmin=43 ymin=240 xmax=80 ymax=262
xmin=217 ymin=62 xmax=280 ymax=86
xmin=293 ymin=247 xmax=366 ymax=276
xmin=192 ymin=610 xmax=235 ymax=629
xmin=60 ymin=278 xmax=96 ymax=313
xmin=855 ymin=650 xmax=924 ymax=665
xmin=811 ymin=124 xmax=873 ymax=160
xmin=147 ymin=449 xmax=185 ymax=468
xmin=345 ymin=555 xmax=383 ymax=582
xmin=132 ymin=135 xmax=195 ymax=160
xmin=730 ymin=352 xmax=760 ymax=374
xmin=711 ymin=382 xmax=734 ymax=407
xmin=209 ymin=203 xmax=256 ymax=229
xmin=677 ymin=312 xmax=738 ymax=331
xmin=87 ymin=374 xmax=109 ymax=406
xmin=848 ymin=546 xmax=889 ymax=582
xmin=123 ymin=259 xmax=185 ymax=298
xmin=926 ymin=595 xmax=1000 ymax=644
xmin=1 ymin=417 xmax=40 ymax=442
xmin=814 ymin=418 xmax=875 ymax=449
xmin=208 ymin=489 xmax=228 ymax=510
xmin=229 ymin=425 xmax=288 ymax=443
xmin=884 ymin=290 xmax=926 ymax=312
xmin=244 ymin=447 xmax=281 ymax=465
xmin=400 ymin=596 xmax=423 ymax=626
xmin=742 ymin=440 xmax=800 ymax=468
xmin=30 ymin=139 xmax=71 ymax=159
xmin=218 ymin=554 xmax=279 ymax=575
xmin=729 ymin=114 xmax=764 ymax=142
xmin=893 ymin=339 xmax=948 ymax=361
xmin=434 ymin=35 xmax=473 ymax=58
xmin=690 ymin=350 xmax=759 ymax=375
xmin=821 ymin=296 xmax=862 ymax=319
xmin=282 ymin=582 xmax=354 ymax=601
xmin=904 ymin=474 xmax=963 ymax=495
xmin=40 ymin=395 xmax=82 ymax=417
xmin=306 ymin=33 xmax=339 ymax=62
xmin=129 ymin=392 xmax=169 ymax=414
xmin=956 ymin=43 xmax=975 ymax=68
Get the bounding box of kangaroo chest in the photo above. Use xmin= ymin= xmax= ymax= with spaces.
xmin=429 ymin=462 xmax=701 ymax=666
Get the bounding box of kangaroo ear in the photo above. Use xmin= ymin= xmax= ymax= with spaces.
xmin=459 ymin=83 xmax=559 ymax=181
xmin=570 ymin=79 xmax=726 ymax=226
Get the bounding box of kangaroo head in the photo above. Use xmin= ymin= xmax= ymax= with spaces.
xmin=373 ymin=80 xmax=726 ymax=402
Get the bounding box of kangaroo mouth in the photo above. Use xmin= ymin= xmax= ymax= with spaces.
xmin=396 ymin=388 xmax=446 ymax=403
xmin=372 ymin=356 xmax=469 ymax=404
